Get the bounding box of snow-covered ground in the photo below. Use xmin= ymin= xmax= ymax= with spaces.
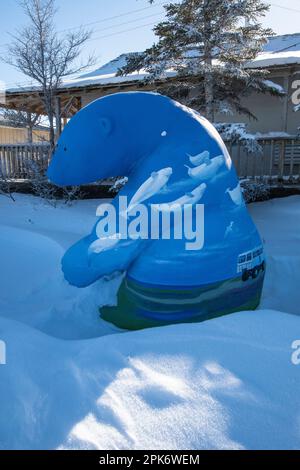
xmin=0 ymin=194 xmax=299 ymax=450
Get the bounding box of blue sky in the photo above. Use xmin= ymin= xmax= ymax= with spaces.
xmin=1 ymin=0 xmax=300 ymax=87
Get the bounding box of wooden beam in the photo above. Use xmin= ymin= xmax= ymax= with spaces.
xmin=282 ymin=75 xmax=290 ymax=133
xmin=55 ymin=96 xmax=62 ymax=139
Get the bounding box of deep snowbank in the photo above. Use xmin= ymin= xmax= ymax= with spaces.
xmin=0 ymin=309 xmax=299 ymax=450
xmin=0 ymin=194 xmax=299 ymax=449
xmin=249 ymin=196 xmax=300 ymax=315
xmin=0 ymin=196 xmax=121 ymax=339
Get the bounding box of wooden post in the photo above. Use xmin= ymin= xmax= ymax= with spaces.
xmin=245 ymin=150 xmax=249 ymax=179
xmin=269 ymin=139 xmax=275 ymax=184
xmin=26 ymin=112 xmax=33 ymax=143
xmin=282 ymin=76 xmax=290 ymax=133
xmin=55 ymin=96 xmax=62 ymax=140
xmin=236 ymin=142 xmax=241 ymax=177
xmin=259 ymin=140 xmax=265 ymax=181
xmin=290 ymin=139 xmax=295 ymax=180
xmin=278 ymin=139 xmax=286 ymax=182
xmin=252 ymin=149 xmax=257 ymax=180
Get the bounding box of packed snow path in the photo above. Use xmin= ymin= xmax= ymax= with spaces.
xmin=0 ymin=194 xmax=299 ymax=449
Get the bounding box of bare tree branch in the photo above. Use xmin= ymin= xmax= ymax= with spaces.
xmin=1 ymin=0 xmax=95 ymax=150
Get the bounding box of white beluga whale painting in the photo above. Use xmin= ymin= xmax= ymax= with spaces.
xmin=185 ymin=155 xmax=225 ymax=181
xmin=154 ymin=182 xmax=207 ymax=212
xmin=188 ymin=150 xmax=210 ymax=166
xmin=128 ymin=167 xmax=173 ymax=210
xmin=88 ymin=233 xmax=122 ymax=255
xmin=47 ymin=92 xmax=265 ymax=330
xmin=226 ymin=182 xmax=244 ymax=206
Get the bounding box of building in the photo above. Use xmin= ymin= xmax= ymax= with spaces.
xmin=0 ymin=120 xmax=49 ymax=144
xmin=2 ymin=34 xmax=300 ymax=183
xmin=5 ymin=33 xmax=300 ymax=137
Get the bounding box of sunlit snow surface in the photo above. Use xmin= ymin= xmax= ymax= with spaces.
xmin=0 ymin=194 xmax=299 ymax=450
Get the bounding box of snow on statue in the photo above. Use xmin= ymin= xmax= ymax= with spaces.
xmin=47 ymin=92 xmax=265 ymax=330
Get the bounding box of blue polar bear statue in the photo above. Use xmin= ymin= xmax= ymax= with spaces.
xmin=47 ymin=92 xmax=265 ymax=330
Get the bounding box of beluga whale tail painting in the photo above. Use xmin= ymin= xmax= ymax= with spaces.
xmin=47 ymin=92 xmax=265 ymax=330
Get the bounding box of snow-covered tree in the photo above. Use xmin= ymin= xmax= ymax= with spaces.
xmin=120 ymin=0 xmax=282 ymax=123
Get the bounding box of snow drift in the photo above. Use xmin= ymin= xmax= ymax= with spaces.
xmin=0 ymin=194 xmax=299 ymax=449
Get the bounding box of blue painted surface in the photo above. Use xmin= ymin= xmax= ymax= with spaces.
xmin=47 ymin=92 xmax=265 ymax=328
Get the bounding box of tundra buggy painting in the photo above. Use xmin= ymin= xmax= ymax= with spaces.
xmin=237 ymin=246 xmax=265 ymax=281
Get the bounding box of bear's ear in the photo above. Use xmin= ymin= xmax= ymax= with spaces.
xmin=99 ymin=117 xmax=113 ymax=135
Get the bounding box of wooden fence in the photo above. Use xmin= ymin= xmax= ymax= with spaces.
xmin=0 ymin=138 xmax=300 ymax=184
xmin=0 ymin=143 xmax=51 ymax=180
xmin=229 ymin=137 xmax=300 ymax=183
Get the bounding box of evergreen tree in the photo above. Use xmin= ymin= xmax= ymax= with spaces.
xmin=119 ymin=0 xmax=281 ymax=123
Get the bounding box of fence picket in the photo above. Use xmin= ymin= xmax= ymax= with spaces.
xmin=0 ymin=143 xmax=50 ymax=180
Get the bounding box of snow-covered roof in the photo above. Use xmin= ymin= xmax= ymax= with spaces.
xmin=247 ymin=50 xmax=300 ymax=69
xmin=7 ymin=34 xmax=300 ymax=93
xmin=263 ymin=33 xmax=300 ymax=53
xmin=62 ymin=34 xmax=300 ymax=89
xmin=244 ymin=33 xmax=300 ymax=68
xmin=60 ymin=53 xmax=176 ymax=89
